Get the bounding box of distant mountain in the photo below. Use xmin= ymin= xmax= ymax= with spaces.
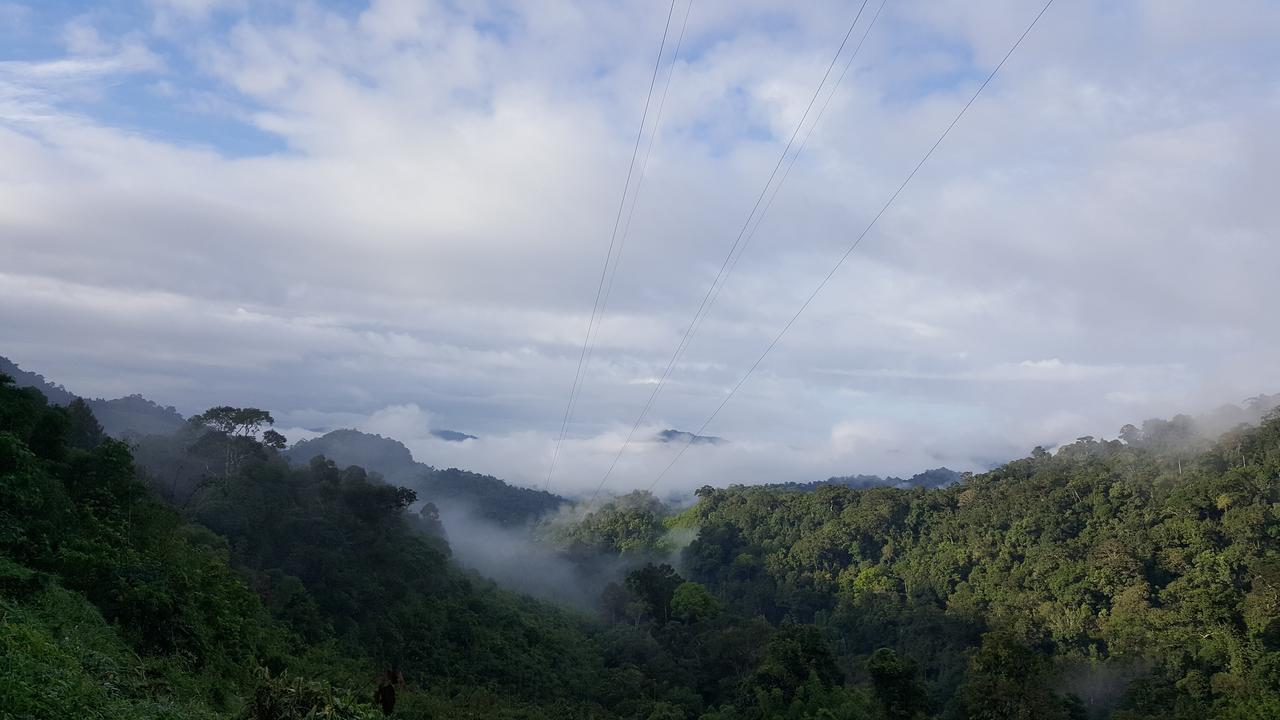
xmin=432 ymin=429 xmax=478 ymax=442
xmin=288 ymin=428 xmax=422 ymax=486
xmin=0 ymin=356 xmax=186 ymax=438
xmin=287 ymin=428 xmax=566 ymax=526
xmin=656 ymin=428 xmax=725 ymax=445
xmin=772 ymin=467 xmax=964 ymax=493
xmin=820 ymin=473 xmax=886 ymax=489
xmin=428 ymin=467 xmax=566 ymax=527
xmin=0 ymin=356 xmax=77 ymax=405
xmin=898 ymin=466 xmax=964 ymax=488
xmin=90 ymin=395 xmax=187 ymax=437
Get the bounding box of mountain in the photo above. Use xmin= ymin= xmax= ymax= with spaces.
xmin=0 ymin=355 xmax=77 ymax=405
xmin=766 ymin=466 xmax=964 ymax=493
xmin=287 ymin=428 xmax=566 ymax=526
xmin=0 ymin=355 xmax=185 ymax=438
xmin=656 ymin=428 xmax=725 ymax=445
xmin=831 ymin=466 xmax=963 ymax=489
xmin=287 ymin=428 xmax=422 ymax=486
xmin=431 ymin=428 xmax=478 ymax=442
xmin=427 ymin=467 xmax=566 ymax=526
xmin=897 ymin=465 xmax=964 ymax=487
xmin=822 ymin=473 xmax=891 ymax=489
xmin=0 ymin=371 xmax=606 ymax=719
xmin=88 ymin=394 xmax=187 ymax=437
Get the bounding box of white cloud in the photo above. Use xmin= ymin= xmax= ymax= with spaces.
xmin=0 ymin=15 xmax=163 ymax=120
xmin=359 ymin=403 xmax=438 ymax=441
xmin=0 ymin=47 xmax=161 ymax=82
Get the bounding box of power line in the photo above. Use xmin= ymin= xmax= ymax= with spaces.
xmin=686 ymin=0 xmax=890 ymax=364
xmin=566 ymin=0 xmax=696 ymax=468
xmin=585 ymin=0 xmax=883 ymax=509
xmin=545 ymin=0 xmax=687 ymax=491
xmin=647 ymin=0 xmax=1057 ymax=493
xmin=606 ymin=0 xmax=696 ymax=312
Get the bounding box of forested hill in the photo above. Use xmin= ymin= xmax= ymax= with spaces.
xmin=679 ymin=413 xmax=1280 ymax=718
xmin=0 ymin=372 xmax=605 ymax=719
xmin=1 ymin=355 xmax=186 ymax=437
xmin=287 ymin=429 xmax=420 ymax=485
xmin=2 ymin=356 xmax=566 ymax=527
xmin=288 ymin=428 xmax=567 ymax=526
xmin=771 ymin=466 xmax=963 ymax=493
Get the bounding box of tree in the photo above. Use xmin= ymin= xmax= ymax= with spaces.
xmin=1118 ymin=424 xmax=1141 ymax=446
xmin=601 ymin=582 xmax=631 ymax=624
xmin=953 ymin=632 xmax=1078 ymax=720
xmin=625 ymin=563 xmax=684 ymax=624
xmin=865 ymin=648 xmax=928 ymax=720
xmin=65 ymin=398 xmax=104 ymax=449
xmin=192 ymin=406 xmax=276 ymax=438
xmin=749 ymin=624 xmax=843 ymax=702
xmin=190 ymin=406 xmax=283 ymax=476
xmin=671 ymin=581 xmax=721 ymax=623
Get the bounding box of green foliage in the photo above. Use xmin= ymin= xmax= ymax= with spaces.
xmin=865 ymin=649 xmax=928 ymax=720
xmin=0 ymin=383 xmax=286 ymax=715
xmin=625 ymin=564 xmax=685 ymax=625
xmin=65 ymin=398 xmax=105 ymax=450
xmin=7 ymin=364 xmax=1280 ymax=719
xmin=682 ymin=412 xmax=1280 ymax=718
xmin=671 ymin=582 xmax=721 ymax=623
xmin=0 ymin=579 xmax=221 ymax=720
xmin=952 ymin=632 xmax=1080 ymax=720
xmin=751 ymin=624 xmax=844 ymax=700
xmin=554 ymin=491 xmax=673 ymax=556
xmin=192 ymin=407 xmax=278 ymax=439
xmin=238 ymin=669 xmax=380 ymax=720
xmin=0 ymin=384 xmax=621 ymax=718
xmin=425 ymin=466 xmax=565 ymax=526
xmin=286 ymin=429 xmax=566 ymax=527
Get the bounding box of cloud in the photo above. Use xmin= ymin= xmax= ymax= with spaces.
xmin=2 ymin=1 xmax=1278 ymax=494
xmin=0 ymin=14 xmax=163 ymax=121
xmin=358 ymin=404 xmax=438 ymax=443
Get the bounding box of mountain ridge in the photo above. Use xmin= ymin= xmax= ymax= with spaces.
xmin=0 ymin=355 xmax=186 ymax=438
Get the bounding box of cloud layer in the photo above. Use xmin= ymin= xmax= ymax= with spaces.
xmin=2 ymin=0 xmax=1278 ymax=495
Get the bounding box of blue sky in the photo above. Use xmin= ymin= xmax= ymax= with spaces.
xmin=2 ymin=0 xmax=1279 ymax=495
xmin=2 ymin=1 xmax=286 ymax=154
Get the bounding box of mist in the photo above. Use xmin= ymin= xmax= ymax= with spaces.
xmin=427 ymin=497 xmax=690 ymax=613
xmin=432 ymin=499 xmax=607 ymax=610
xmin=275 ymin=388 xmax=1280 ymax=501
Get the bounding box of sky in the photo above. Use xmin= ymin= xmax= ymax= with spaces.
xmin=2 ymin=0 xmax=1279 ymax=498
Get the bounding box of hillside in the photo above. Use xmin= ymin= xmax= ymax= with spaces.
xmin=5 ymin=3 xmax=1276 ymax=719
xmin=288 ymin=428 xmax=567 ymax=526
xmin=0 ymin=371 xmax=606 ymax=719
xmin=287 ymin=428 xmax=421 ymax=485
xmin=4 ymin=361 xmax=1280 ymax=718
xmin=0 ymin=356 xmax=186 ymax=438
